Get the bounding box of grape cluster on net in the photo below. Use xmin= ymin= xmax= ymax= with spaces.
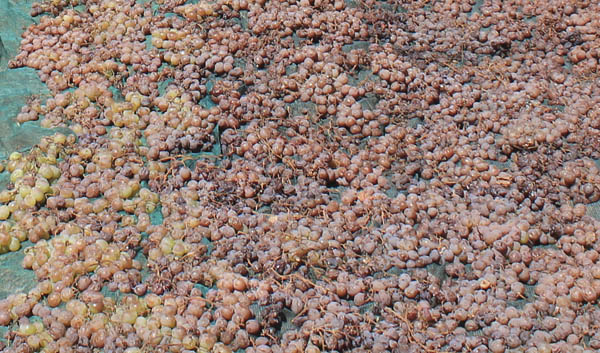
xmin=2 ymin=0 xmax=600 ymax=352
